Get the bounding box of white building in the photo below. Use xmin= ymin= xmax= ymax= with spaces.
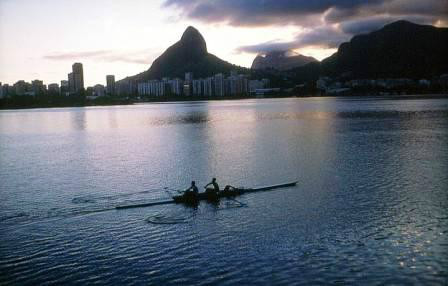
xmin=106 ymin=75 xmax=115 ymax=95
xmin=192 ymin=79 xmax=202 ymax=96
xmin=203 ymin=77 xmax=214 ymax=96
xmin=169 ymin=78 xmax=183 ymax=96
xmin=214 ymin=73 xmax=224 ymax=96
xmin=92 ymin=84 xmax=105 ymax=97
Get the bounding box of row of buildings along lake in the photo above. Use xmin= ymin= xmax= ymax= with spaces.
xmin=136 ymin=71 xmax=270 ymax=97
xmin=1 ymin=63 xmax=274 ymax=99
xmin=0 ymin=63 xmax=116 ymax=98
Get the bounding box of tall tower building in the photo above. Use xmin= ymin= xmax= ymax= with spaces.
xmin=72 ymin=63 xmax=84 ymax=92
xmin=106 ymin=75 xmax=115 ymax=95
xmin=68 ymin=73 xmax=75 ymax=93
xmin=214 ymin=73 xmax=224 ymax=96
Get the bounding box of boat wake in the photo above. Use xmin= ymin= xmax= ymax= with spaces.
xmin=71 ymin=188 xmax=165 ymax=204
xmin=1 ymin=189 xmax=173 ymax=226
xmin=1 ymin=188 xmax=251 ymax=226
xmin=146 ymin=212 xmax=194 ymax=224
xmin=217 ymin=198 xmax=247 ymax=210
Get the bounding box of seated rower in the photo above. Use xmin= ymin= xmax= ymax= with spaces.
xmin=184 ymin=181 xmax=198 ymax=197
xmin=204 ymin=178 xmax=219 ymax=194
xmin=222 ymin=185 xmax=238 ymax=196
xmin=223 ymin=185 xmax=236 ymax=192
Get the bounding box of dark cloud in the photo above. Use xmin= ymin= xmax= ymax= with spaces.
xmin=43 ymin=50 xmax=154 ymax=64
xmin=236 ymin=41 xmax=299 ymax=54
xmin=163 ymin=0 xmax=448 ymax=55
xmin=339 ymin=15 xmax=437 ymax=35
xmin=237 ymin=26 xmax=350 ymax=54
xmin=324 ymin=0 xmax=448 ymax=23
xmin=237 ymin=14 xmax=443 ymax=55
xmin=163 ymin=0 xmax=383 ymax=26
xmin=298 ymin=26 xmax=349 ymax=48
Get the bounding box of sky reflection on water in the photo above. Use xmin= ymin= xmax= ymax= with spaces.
xmin=0 ymin=97 xmax=447 ymax=285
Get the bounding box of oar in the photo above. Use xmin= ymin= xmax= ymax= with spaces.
xmin=164 ymin=187 xmax=184 ymax=195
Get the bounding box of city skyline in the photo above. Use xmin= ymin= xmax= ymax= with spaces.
xmin=1 ymin=0 xmax=447 ymax=86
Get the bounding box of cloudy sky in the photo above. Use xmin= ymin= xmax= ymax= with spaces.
xmin=0 ymin=0 xmax=447 ymax=86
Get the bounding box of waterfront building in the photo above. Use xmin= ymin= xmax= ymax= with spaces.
xmin=68 ymin=73 xmax=75 ymax=93
xmin=60 ymin=80 xmax=69 ymax=95
xmin=138 ymin=80 xmax=170 ymax=97
xmin=137 ymin=72 xmax=261 ymax=98
xmin=1 ymin=84 xmax=10 ymax=98
xmin=169 ymin=78 xmax=183 ymax=96
xmin=106 ymin=75 xmax=115 ymax=95
xmin=203 ymin=77 xmax=214 ymax=96
xmin=137 ymin=82 xmax=146 ymax=96
xmin=228 ymin=75 xmax=239 ymax=96
xmin=72 ymin=63 xmax=84 ymax=92
xmin=224 ymin=78 xmax=231 ymax=96
xmin=32 ymin=80 xmax=45 ymax=95
xmin=92 ymin=84 xmax=105 ymax=97
xmin=14 ymin=80 xmax=31 ymax=96
xmin=192 ymin=79 xmax=202 ymax=96
xmin=116 ymin=78 xmax=137 ymax=96
xmin=183 ymin=82 xmax=191 ymax=96
xmin=48 ymin=83 xmax=60 ymax=94
xmin=214 ymin=73 xmax=224 ymax=96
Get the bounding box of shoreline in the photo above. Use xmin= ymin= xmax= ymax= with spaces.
xmin=1 ymin=93 xmax=447 ymax=111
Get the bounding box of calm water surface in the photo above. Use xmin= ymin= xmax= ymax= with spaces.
xmin=1 ymin=97 xmax=447 ymax=285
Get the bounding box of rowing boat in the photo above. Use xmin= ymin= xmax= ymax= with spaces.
xmin=115 ymin=181 xmax=298 ymax=209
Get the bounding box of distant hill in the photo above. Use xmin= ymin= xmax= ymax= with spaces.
xmin=251 ymin=50 xmax=317 ymax=71
xmin=321 ymin=20 xmax=448 ymax=79
xmin=122 ymin=21 xmax=448 ymax=86
xmin=125 ymin=26 xmax=244 ymax=82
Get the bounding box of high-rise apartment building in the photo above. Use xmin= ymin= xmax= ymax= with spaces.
xmin=68 ymin=73 xmax=75 ymax=93
xmin=72 ymin=63 xmax=84 ymax=92
xmin=106 ymin=75 xmax=115 ymax=95
xmin=48 ymin=83 xmax=60 ymax=94
xmin=214 ymin=73 xmax=224 ymax=96
xmin=31 ymin=80 xmax=45 ymax=95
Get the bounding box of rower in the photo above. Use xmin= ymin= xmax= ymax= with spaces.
xmin=222 ymin=185 xmax=237 ymax=196
xmin=223 ymin=185 xmax=236 ymax=192
xmin=184 ymin=181 xmax=198 ymax=197
xmin=204 ymin=178 xmax=219 ymax=194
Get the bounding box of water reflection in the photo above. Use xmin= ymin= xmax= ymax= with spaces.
xmin=107 ymin=108 xmax=118 ymax=129
xmin=1 ymin=97 xmax=448 ymax=285
xmin=70 ymin=108 xmax=87 ymax=130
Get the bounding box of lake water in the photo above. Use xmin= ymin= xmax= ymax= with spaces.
xmin=1 ymin=96 xmax=447 ymax=285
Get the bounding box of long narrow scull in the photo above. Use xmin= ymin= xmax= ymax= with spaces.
xmin=115 ymin=181 xmax=297 ymax=210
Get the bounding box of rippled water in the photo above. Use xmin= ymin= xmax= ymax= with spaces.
xmin=1 ymin=96 xmax=447 ymax=285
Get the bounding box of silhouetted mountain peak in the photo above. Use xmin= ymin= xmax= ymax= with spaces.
xmin=320 ymin=20 xmax=448 ymax=78
xmin=383 ymin=20 xmax=417 ymax=29
xmin=252 ymin=50 xmax=317 ymax=71
xmin=180 ymin=26 xmax=207 ymax=54
xmin=124 ymin=26 xmax=240 ymax=81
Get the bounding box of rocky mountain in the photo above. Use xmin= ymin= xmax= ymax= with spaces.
xmin=251 ymin=50 xmax=317 ymax=71
xmin=321 ymin=20 xmax=448 ymax=79
xmin=126 ymin=26 xmax=243 ymax=81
